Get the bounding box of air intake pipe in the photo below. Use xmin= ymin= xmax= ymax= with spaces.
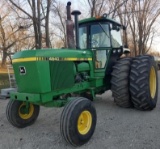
xmin=71 ymin=10 xmax=81 ymax=49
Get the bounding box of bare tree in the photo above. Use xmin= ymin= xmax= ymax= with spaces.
xmin=87 ymin=0 xmax=108 ymax=17
xmin=0 ymin=1 xmax=32 ymax=67
xmin=124 ymin=0 xmax=160 ymax=56
xmin=51 ymin=1 xmax=67 ymax=48
xmin=44 ymin=0 xmax=51 ymax=47
xmin=9 ymin=0 xmax=51 ymax=49
xmin=107 ymin=0 xmax=160 ymax=56
xmin=0 ymin=17 xmax=32 ymax=66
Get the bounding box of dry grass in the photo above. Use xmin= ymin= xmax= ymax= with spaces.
xmin=0 ymin=63 xmax=11 ymax=73
xmin=0 ymin=67 xmax=8 ymax=73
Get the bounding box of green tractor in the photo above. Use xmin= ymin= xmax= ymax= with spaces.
xmin=6 ymin=2 xmax=158 ymax=147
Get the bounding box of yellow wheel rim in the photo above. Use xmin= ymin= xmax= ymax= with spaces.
xmin=77 ymin=110 xmax=92 ymax=135
xmin=149 ymin=66 xmax=156 ymax=99
xmin=19 ymin=103 xmax=34 ymax=119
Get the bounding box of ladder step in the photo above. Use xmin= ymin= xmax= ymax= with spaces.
xmin=7 ymin=65 xmax=17 ymax=88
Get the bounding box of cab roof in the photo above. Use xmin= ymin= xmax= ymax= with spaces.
xmin=79 ymin=17 xmax=122 ymax=26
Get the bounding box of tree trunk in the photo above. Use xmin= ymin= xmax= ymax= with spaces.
xmin=1 ymin=50 xmax=7 ymax=67
xmin=45 ymin=0 xmax=51 ymax=48
xmin=32 ymin=0 xmax=39 ymax=49
xmin=37 ymin=0 xmax=42 ymax=49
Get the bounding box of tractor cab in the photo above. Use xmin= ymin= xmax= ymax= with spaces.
xmin=79 ymin=17 xmax=123 ymax=69
xmin=66 ymin=3 xmax=126 ymax=76
xmin=78 ymin=16 xmax=124 ymax=77
xmin=79 ymin=16 xmax=123 ymax=50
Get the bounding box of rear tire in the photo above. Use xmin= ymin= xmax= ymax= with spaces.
xmin=60 ymin=97 xmax=97 ymax=147
xmin=129 ymin=55 xmax=158 ymax=110
xmin=111 ymin=58 xmax=132 ymax=108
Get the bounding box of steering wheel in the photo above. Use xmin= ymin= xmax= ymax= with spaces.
xmin=91 ymin=39 xmax=99 ymax=48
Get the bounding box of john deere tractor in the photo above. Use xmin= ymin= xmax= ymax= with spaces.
xmin=6 ymin=2 xmax=158 ymax=147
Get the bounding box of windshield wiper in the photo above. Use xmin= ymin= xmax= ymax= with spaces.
xmin=98 ymin=23 xmax=110 ymax=38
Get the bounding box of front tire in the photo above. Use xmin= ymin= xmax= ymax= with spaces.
xmin=6 ymin=100 xmax=40 ymax=128
xmin=60 ymin=97 xmax=97 ymax=147
xmin=129 ymin=55 xmax=158 ymax=110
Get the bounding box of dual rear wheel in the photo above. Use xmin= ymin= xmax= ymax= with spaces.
xmin=111 ymin=55 xmax=158 ymax=110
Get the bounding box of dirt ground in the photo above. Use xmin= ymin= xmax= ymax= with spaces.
xmin=0 ymin=73 xmax=160 ymax=149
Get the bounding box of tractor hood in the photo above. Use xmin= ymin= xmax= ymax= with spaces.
xmin=11 ymin=48 xmax=93 ymax=94
xmin=12 ymin=48 xmax=92 ymax=63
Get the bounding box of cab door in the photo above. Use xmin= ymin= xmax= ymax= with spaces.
xmin=90 ymin=23 xmax=111 ymax=77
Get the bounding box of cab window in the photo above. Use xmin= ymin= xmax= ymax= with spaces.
xmin=90 ymin=24 xmax=110 ymax=48
xmin=79 ymin=26 xmax=87 ymax=49
xmin=95 ymin=50 xmax=107 ymax=68
xmin=110 ymin=24 xmax=122 ymax=48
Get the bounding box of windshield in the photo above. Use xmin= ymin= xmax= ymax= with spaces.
xmin=90 ymin=24 xmax=110 ymax=48
xmin=79 ymin=23 xmax=122 ymax=49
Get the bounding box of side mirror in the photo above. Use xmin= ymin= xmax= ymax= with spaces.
xmin=112 ymin=24 xmax=120 ymax=31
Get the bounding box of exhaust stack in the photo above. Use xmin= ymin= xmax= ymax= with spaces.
xmin=66 ymin=2 xmax=75 ymax=48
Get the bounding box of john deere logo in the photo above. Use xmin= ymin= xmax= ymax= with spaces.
xmin=19 ymin=66 xmax=26 ymax=75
